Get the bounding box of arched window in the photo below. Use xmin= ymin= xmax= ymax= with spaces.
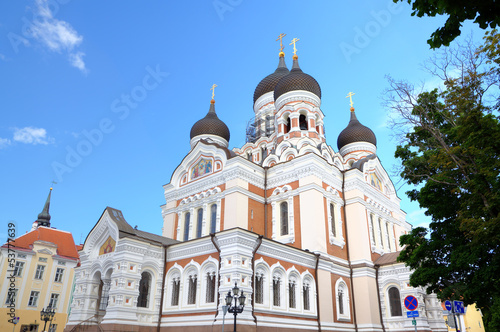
xmin=255 ymin=273 xmax=264 ymax=304
xmin=187 ymin=274 xmax=197 ymax=305
xmin=336 ymin=280 xmax=350 ymax=320
xmin=262 ymin=146 xmax=268 ymax=160
xmin=205 ymin=272 xmax=216 ymax=303
xmin=299 ymin=114 xmax=308 ymax=130
xmin=171 ymin=277 xmax=180 ymax=306
xmin=388 ymin=287 xmax=402 ymax=316
xmin=330 ymin=203 xmax=336 ymax=237
xmin=273 ymin=276 xmax=281 ymax=306
xmin=285 ymin=117 xmax=291 ymax=134
xmin=183 ymin=212 xmax=190 ymax=241
xmin=288 ymin=279 xmax=296 ymax=308
xmin=137 ymin=272 xmax=151 ymax=308
xmin=378 ymin=218 xmax=384 ymax=248
xmin=280 ymin=202 xmax=288 ymax=236
xmin=210 ymin=204 xmax=217 ymax=234
xmin=196 ymin=208 xmax=203 ymax=238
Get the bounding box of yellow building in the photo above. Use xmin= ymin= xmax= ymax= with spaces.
xmin=443 ymin=303 xmax=485 ymax=332
xmin=0 ymin=189 xmax=79 ymax=332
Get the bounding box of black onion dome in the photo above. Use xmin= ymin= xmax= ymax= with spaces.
xmin=274 ymin=56 xmax=321 ymax=100
xmin=337 ymin=109 xmax=377 ymax=150
xmin=253 ymin=54 xmax=290 ymax=103
xmin=190 ymin=101 xmax=230 ymax=142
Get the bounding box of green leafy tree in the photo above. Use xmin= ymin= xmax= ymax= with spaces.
xmin=394 ymin=0 xmax=500 ymax=48
xmin=385 ymin=32 xmax=500 ymax=330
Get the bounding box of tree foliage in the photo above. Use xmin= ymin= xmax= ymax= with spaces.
xmin=386 ymin=31 xmax=500 ymax=330
xmin=394 ymin=0 xmax=500 ymax=48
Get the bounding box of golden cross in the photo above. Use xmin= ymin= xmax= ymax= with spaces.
xmin=276 ymin=33 xmax=287 ymax=52
xmin=210 ymin=84 xmax=217 ymax=99
xmin=289 ymin=38 xmax=300 ymax=55
xmin=346 ymin=92 xmax=355 ymax=108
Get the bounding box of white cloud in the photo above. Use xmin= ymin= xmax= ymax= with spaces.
xmin=30 ymin=0 xmax=86 ymax=72
xmin=69 ymin=51 xmax=86 ymax=72
xmin=0 ymin=138 xmax=11 ymax=149
xmin=13 ymin=127 xmax=54 ymax=145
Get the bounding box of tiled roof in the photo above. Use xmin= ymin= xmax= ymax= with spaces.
xmin=5 ymin=227 xmax=79 ymax=260
xmin=253 ymin=55 xmax=289 ymax=103
xmin=374 ymin=251 xmax=401 ymax=266
xmin=337 ymin=109 xmax=377 ymax=150
xmin=190 ymin=101 xmax=230 ymax=142
xmin=274 ymin=57 xmax=321 ymax=100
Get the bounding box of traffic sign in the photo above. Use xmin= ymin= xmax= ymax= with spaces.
xmin=412 ymin=318 xmax=417 ymax=326
xmin=453 ymin=301 xmax=465 ymax=314
xmin=407 ymin=310 xmax=419 ymax=318
xmin=444 ymin=300 xmax=452 ymax=311
xmin=404 ymin=295 xmax=418 ymax=311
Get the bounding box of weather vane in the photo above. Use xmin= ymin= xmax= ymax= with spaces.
xmin=346 ymin=92 xmax=355 ymax=108
xmin=276 ymin=33 xmax=287 ymax=53
xmin=289 ymin=38 xmax=300 ymax=55
xmin=210 ymin=84 xmax=217 ymax=100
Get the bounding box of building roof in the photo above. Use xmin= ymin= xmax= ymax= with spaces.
xmin=105 ymin=207 xmax=178 ymax=246
xmin=374 ymin=251 xmax=401 ymax=266
xmin=190 ymin=100 xmax=230 ymax=142
xmin=4 ymin=226 xmax=79 ymax=260
xmin=253 ymin=54 xmax=289 ymax=103
xmin=337 ymin=108 xmax=377 ymax=150
xmin=274 ymin=56 xmax=321 ymax=100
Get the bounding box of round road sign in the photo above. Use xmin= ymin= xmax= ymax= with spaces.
xmin=404 ymin=295 xmax=418 ymax=311
xmin=444 ymin=300 xmax=452 ymax=311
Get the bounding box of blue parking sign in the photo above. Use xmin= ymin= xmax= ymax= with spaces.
xmin=453 ymin=301 xmax=465 ymax=314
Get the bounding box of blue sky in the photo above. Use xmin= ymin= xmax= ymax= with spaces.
xmin=0 ymin=0 xmax=485 ymax=244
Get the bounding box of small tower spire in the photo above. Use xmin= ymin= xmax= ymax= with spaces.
xmin=36 ymin=187 xmax=52 ymax=228
xmin=276 ymin=33 xmax=287 ymax=57
xmin=346 ymin=92 xmax=355 ymax=111
xmin=289 ymin=37 xmax=300 ymax=60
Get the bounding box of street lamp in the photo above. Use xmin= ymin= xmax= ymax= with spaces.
xmin=40 ymin=306 xmax=55 ymax=332
xmin=225 ymin=282 xmax=246 ymax=332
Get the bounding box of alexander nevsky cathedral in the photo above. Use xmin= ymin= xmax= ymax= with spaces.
xmin=66 ymin=37 xmax=448 ymax=332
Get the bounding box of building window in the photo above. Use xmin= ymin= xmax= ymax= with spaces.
xmin=13 ymin=261 xmax=24 ymax=277
xmin=378 ymin=218 xmax=384 ymax=248
xmin=196 ymin=208 xmax=203 ymax=238
xmin=330 ymin=203 xmax=336 ymax=237
xmin=255 ymin=274 xmax=263 ymax=304
xmin=28 ymin=291 xmax=39 ymax=307
xmin=299 ymin=114 xmax=308 ymax=130
xmin=288 ymin=280 xmax=296 ymax=309
xmin=206 ymin=272 xmax=216 ymax=303
xmin=34 ymin=265 xmax=45 ymax=280
xmin=280 ymin=202 xmax=289 ymax=236
xmin=285 ymin=117 xmax=291 ymax=134
xmin=210 ymin=204 xmax=217 ymax=234
xmin=388 ymin=287 xmax=402 ymax=316
xmin=54 ymin=268 xmax=64 ymax=282
xmin=303 ymin=284 xmax=310 ymax=311
xmin=137 ymin=272 xmax=151 ymax=308
xmin=183 ymin=212 xmax=191 ymax=241
xmin=370 ymin=214 xmax=376 ymax=246
xmin=336 ymin=280 xmax=350 ymax=319
xmin=171 ymin=278 xmax=180 ymax=306
xmin=48 ymin=293 xmax=59 ymax=310
xmin=385 ymin=222 xmax=392 ymax=251
xmin=99 ymin=280 xmax=110 ymax=310
xmin=273 ymin=277 xmax=281 ymax=307
xmin=5 ymin=289 xmax=18 ymax=305
xmin=188 ymin=275 xmax=197 ymax=305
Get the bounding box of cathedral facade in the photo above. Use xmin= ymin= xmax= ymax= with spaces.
xmin=65 ymin=49 xmax=448 ymax=332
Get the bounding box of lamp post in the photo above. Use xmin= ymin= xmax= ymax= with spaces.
xmin=40 ymin=306 xmax=55 ymax=332
xmin=225 ymin=282 xmax=246 ymax=332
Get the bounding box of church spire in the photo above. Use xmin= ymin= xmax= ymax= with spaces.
xmin=36 ymin=187 xmax=52 ymax=228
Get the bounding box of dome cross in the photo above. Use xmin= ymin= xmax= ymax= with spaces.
xmin=276 ymin=33 xmax=287 ymax=53
xmin=210 ymin=84 xmax=217 ymax=100
xmin=289 ymin=38 xmax=300 ymax=55
xmin=346 ymin=92 xmax=355 ymax=109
